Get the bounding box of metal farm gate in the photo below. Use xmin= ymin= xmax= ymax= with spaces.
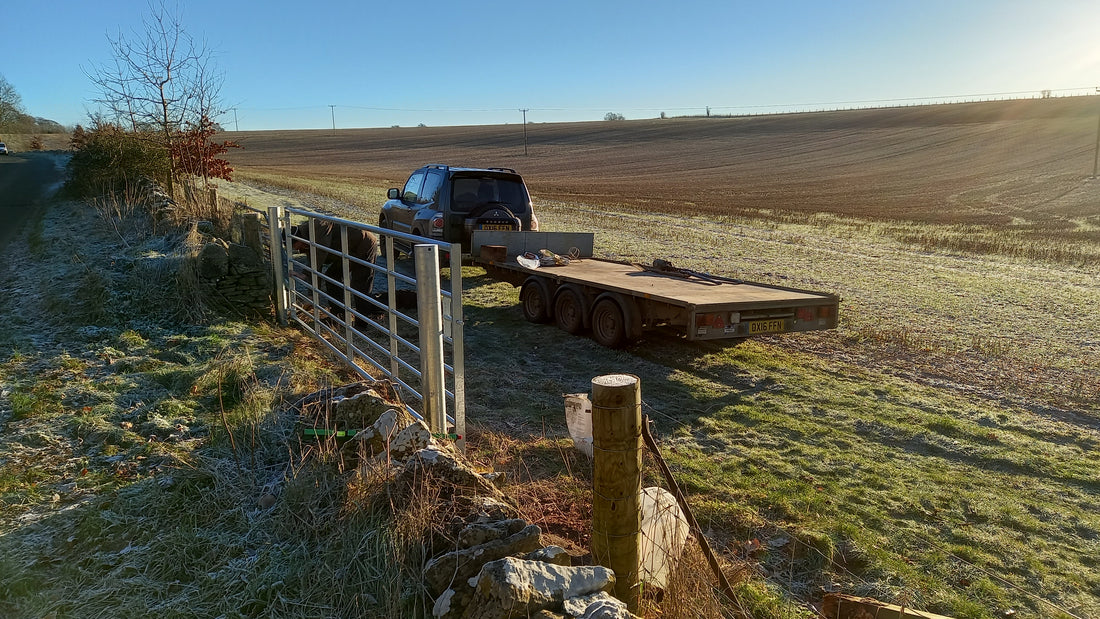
xmin=264 ymin=206 xmax=465 ymax=451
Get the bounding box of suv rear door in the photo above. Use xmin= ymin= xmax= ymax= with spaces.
xmin=447 ymin=172 xmax=532 ymax=248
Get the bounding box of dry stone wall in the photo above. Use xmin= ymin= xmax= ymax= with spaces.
xmin=194 ymin=211 xmax=272 ymax=316
xmin=298 ymin=381 xmax=641 ymax=619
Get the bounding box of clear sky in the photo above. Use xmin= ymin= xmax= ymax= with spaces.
xmin=2 ymin=0 xmax=1098 ymax=131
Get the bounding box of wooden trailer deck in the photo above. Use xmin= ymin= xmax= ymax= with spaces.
xmin=497 ymin=257 xmax=833 ymax=309
xmin=470 ymin=230 xmax=839 ymax=345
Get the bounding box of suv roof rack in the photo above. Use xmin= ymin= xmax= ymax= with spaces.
xmin=422 ymin=164 xmax=518 ymax=174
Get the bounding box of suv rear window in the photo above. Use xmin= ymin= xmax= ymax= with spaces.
xmin=450 ymin=175 xmax=529 ymax=214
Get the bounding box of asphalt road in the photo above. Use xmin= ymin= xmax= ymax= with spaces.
xmin=0 ymin=151 xmax=68 ymax=249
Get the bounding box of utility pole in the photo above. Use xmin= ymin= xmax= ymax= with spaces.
xmin=232 ymin=107 xmax=239 ymax=132
xmin=519 ymin=108 xmax=529 ymax=156
xmin=1093 ymin=87 xmax=1100 ymax=179
xmin=329 ymin=105 xmax=336 ymax=136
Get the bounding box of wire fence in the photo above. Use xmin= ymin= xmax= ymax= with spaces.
xmin=631 ymin=396 xmax=1088 ymax=619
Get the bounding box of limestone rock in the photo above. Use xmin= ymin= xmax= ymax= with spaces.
xmin=298 ymin=380 xmax=405 ymax=429
xmin=562 ymin=592 xmax=640 ymax=618
xmin=423 ymin=524 xmax=542 ymax=597
xmin=393 ymin=447 xmax=507 ymax=507
xmin=198 ymin=242 xmax=229 ymax=278
xmin=227 ymin=241 xmax=262 ymax=271
xmin=342 ymin=407 xmax=430 ymax=463
xmin=525 ymin=545 xmax=571 ymax=567
xmin=457 ymin=519 xmax=528 ymax=550
xmin=463 ymin=557 xmax=616 ymax=619
xmin=462 ymin=496 xmax=521 ymax=522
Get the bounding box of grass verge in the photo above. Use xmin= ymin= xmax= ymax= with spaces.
xmin=0 ymin=192 xmax=435 ymax=617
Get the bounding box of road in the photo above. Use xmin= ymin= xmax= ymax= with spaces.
xmin=0 ymin=152 xmax=69 ymax=248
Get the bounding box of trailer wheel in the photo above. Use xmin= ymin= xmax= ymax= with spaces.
xmin=554 ymin=286 xmax=586 ymax=334
xmin=520 ymin=277 xmax=553 ymax=323
xmin=590 ymin=297 xmax=629 ymax=348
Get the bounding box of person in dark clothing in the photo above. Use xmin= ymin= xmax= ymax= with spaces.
xmin=289 ymin=221 xmax=379 ymax=320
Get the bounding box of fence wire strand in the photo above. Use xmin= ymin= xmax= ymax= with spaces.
xmin=634 ymin=398 xmax=1088 ymax=619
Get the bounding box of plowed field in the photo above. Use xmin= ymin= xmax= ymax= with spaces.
xmin=225 ymin=96 xmax=1100 ymax=229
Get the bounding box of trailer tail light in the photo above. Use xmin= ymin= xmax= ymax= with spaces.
xmin=695 ymin=313 xmax=729 ymax=330
xmin=818 ymin=306 xmax=835 ymax=319
xmin=796 ymin=307 xmax=815 ymax=322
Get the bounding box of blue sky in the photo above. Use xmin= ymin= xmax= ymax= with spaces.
xmin=2 ymin=0 xmax=1098 ymax=131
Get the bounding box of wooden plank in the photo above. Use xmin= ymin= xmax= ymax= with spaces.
xmin=471 ymin=230 xmax=595 ymax=258
xmin=823 ymin=593 xmax=956 ymax=619
xmin=506 ymin=257 xmax=831 ymax=306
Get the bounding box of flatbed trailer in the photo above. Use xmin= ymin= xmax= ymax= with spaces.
xmin=470 ymin=231 xmax=839 ymax=348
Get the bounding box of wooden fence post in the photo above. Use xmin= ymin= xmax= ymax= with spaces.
xmin=591 ymin=373 xmax=642 ymax=612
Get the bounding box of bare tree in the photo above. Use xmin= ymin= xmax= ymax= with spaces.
xmin=0 ymin=73 xmax=26 ymax=131
xmin=87 ymin=1 xmax=224 ymax=193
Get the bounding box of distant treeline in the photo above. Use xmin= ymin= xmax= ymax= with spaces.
xmin=4 ymin=113 xmax=68 ymax=134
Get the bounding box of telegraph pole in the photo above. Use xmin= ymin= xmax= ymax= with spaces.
xmin=329 ymin=105 xmax=336 ymax=136
xmin=519 ymin=108 xmax=529 ymax=156
xmin=232 ymin=108 xmax=239 ymax=132
xmin=1093 ymin=87 xmax=1100 ymax=179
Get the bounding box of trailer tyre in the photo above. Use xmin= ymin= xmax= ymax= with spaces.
xmin=553 ymin=286 xmax=587 ymax=334
xmin=520 ymin=277 xmax=553 ymax=323
xmin=590 ymin=297 xmax=629 ymax=348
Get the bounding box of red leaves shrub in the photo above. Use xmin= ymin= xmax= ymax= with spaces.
xmin=170 ymin=114 xmax=240 ymax=183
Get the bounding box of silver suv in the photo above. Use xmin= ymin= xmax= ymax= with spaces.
xmin=378 ymin=164 xmax=538 ymax=252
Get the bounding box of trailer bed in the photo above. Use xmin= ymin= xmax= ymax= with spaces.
xmin=470 ymin=230 xmax=839 ymax=345
xmin=515 ymin=258 xmax=829 ymax=308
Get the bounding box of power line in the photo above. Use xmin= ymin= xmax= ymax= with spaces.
xmin=234 ymin=86 xmax=1098 ymax=116
xmin=222 ymin=86 xmax=1100 ymax=130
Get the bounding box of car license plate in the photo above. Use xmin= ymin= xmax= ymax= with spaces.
xmin=479 ymin=224 xmax=513 ymax=231
xmin=748 ymin=319 xmax=786 ymax=334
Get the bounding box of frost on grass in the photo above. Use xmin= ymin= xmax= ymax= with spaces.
xmin=0 ymin=195 xmax=392 ymax=616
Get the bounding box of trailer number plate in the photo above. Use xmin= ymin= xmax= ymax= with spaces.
xmin=748 ymin=319 xmax=786 ymax=334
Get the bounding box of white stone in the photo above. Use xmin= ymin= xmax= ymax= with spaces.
xmin=562 ymin=592 xmax=637 ymax=618
xmin=432 ymin=588 xmax=454 ymax=617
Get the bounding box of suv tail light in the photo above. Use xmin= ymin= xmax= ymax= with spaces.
xmin=430 ymin=214 xmax=444 ymax=237
xmin=529 ymin=212 xmax=539 ymax=231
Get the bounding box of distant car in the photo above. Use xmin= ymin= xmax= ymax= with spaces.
xmin=378 ymin=164 xmax=538 ymax=253
xmin=0 ymin=142 xmax=8 ymax=155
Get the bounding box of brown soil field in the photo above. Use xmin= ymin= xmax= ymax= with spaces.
xmin=223 ymin=96 xmax=1100 ymax=231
